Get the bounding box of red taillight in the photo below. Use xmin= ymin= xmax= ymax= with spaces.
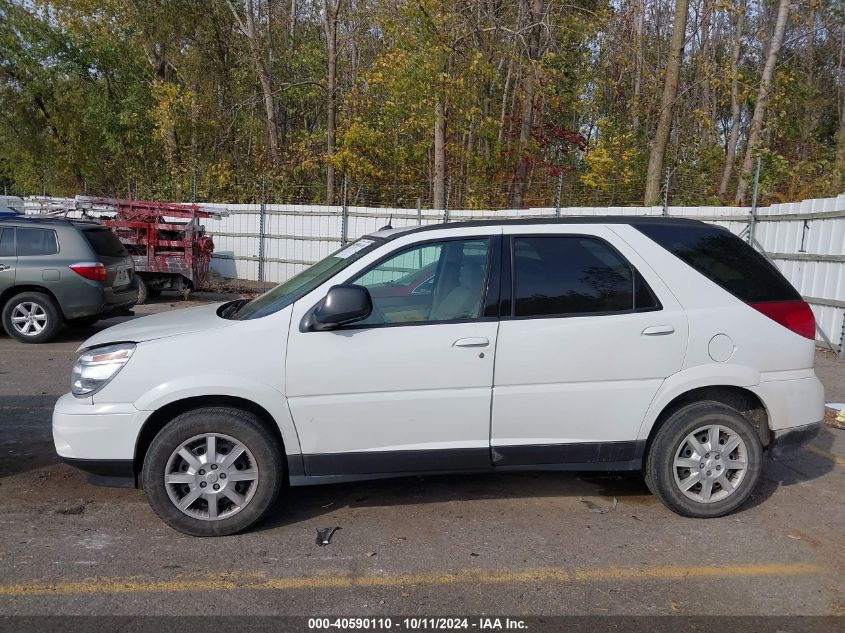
xmin=69 ymin=262 xmax=107 ymax=283
xmin=750 ymin=300 xmax=815 ymax=340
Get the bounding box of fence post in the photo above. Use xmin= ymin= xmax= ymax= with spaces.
xmin=258 ymin=176 xmax=266 ymax=285
xmin=555 ymin=171 xmax=563 ymax=217
xmin=747 ymin=156 xmax=761 ymax=246
xmin=839 ymin=311 xmax=845 ymax=361
xmin=443 ymin=175 xmax=451 ymax=222
xmin=661 ymin=167 xmax=670 ymax=216
xmin=416 ymin=197 xmax=422 ymax=225
xmin=341 ymin=174 xmax=349 ymax=245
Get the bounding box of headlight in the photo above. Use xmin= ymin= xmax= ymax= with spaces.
xmin=71 ymin=343 xmax=136 ymax=397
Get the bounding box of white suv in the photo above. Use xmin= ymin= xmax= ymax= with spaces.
xmin=53 ymin=218 xmax=824 ymax=536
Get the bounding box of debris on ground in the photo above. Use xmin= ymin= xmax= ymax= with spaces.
xmin=315 ymin=526 xmax=341 ymax=546
xmin=579 ymin=497 xmax=618 ymax=514
xmin=824 ymin=405 xmax=845 ymax=430
xmin=365 ymin=551 xmax=377 ymax=557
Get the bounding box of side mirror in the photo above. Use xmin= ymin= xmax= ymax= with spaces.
xmin=303 ymin=284 xmax=373 ymax=331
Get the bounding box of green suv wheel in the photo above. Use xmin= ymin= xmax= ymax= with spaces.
xmin=2 ymin=291 xmax=62 ymax=344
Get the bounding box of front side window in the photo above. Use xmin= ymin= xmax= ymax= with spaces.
xmin=512 ymin=236 xmax=658 ymax=318
xmin=16 ymin=228 xmax=58 ymax=256
xmin=350 ymin=238 xmax=490 ymax=325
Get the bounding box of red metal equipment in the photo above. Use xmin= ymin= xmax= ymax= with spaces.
xmin=90 ymin=199 xmax=221 ymax=301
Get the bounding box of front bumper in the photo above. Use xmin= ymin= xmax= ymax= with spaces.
xmin=770 ymin=421 xmax=823 ymax=457
xmin=52 ymin=392 xmax=149 ymax=486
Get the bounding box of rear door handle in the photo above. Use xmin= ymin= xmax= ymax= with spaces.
xmin=0 ymin=264 xmax=10 ymax=271
xmin=642 ymin=325 xmax=675 ymax=336
xmin=453 ymin=337 xmax=490 ymax=348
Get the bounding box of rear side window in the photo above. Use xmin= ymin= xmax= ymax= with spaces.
xmin=511 ymin=236 xmax=660 ymax=318
xmin=0 ymin=228 xmax=13 ymax=257
xmin=635 ymin=224 xmax=800 ymax=303
xmin=82 ymin=228 xmax=128 ymax=257
xmin=16 ymin=228 xmax=58 ymax=256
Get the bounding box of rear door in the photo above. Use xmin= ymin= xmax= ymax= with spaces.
xmin=12 ymin=227 xmax=60 ymax=287
xmin=79 ymin=227 xmax=134 ymax=290
xmin=491 ymin=225 xmax=688 ymax=467
xmin=0 ymin=228 xmax=16 ymax=294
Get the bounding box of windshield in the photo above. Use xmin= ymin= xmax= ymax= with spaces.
xmin=228 ymin=237 xmax=382 ymax=320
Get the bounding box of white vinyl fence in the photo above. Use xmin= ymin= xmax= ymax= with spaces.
xmin=23 ymin=194 xmax=845 ymax=353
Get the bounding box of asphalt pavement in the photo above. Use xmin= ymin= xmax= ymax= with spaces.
xmin=0 ymin=296 xmax=843 ymax=617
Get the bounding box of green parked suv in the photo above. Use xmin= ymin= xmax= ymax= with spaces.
xmin=0 ymin=216 xmax=139 ymax=343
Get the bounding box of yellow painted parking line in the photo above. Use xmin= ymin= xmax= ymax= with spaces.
xmin=0 ymin=563 xmax=824 ymax=597
xmin=805 ymin=444 xmax=845 ymax=466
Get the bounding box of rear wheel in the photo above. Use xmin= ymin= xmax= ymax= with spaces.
xmin=2 ymin=291 xmax=62 ymax=343
xmin=142 ymin=407 xmax=284 ymax=536
xmin=645 ymin=401 xmax=763 ymax=518
xmin=136 ymin=277 xmax=148 ymax=304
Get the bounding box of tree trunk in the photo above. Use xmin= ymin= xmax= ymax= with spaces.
xmin=698 ymin=0 xmax=716 ymax=145
xmin=433 ymin=97 xmax=447 ymax=210
xmin=735 ymin=0 xmax=790 ymax=204
xmin=323 ymin=0 xmax=340 ymax=204
xmin=510 ymin=0 xmax=543 ymax=209
xmin=632 ymin=0 xmax=645 ymax=132
xmin=718 ymin=0 xmax=746 ymax=197
xmin=227 ymin=0 xmax=281 ymax=162
xmin=643 ymin=0 xmax=689 ymax=204
xmin=835 ymin=31 xmax=845 ymax=191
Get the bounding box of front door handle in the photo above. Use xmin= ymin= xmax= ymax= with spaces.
xmin=0 ymin=264 xmax=10 ymax=272
xmin=453 ymin=337 xmax=490 ymax=348
xmin=642 ymin=325 xmax=675 ymax=336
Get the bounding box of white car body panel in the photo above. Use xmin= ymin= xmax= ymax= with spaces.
xmin=84 ymin=306 xmax=303 ymax=458
xmin=82 ymin=302 xmax=233 ymax=347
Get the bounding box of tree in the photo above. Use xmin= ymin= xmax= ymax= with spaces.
xmin=735 ymin=0 xmax=790 ymax=204
xmin=323 ymin=0 xmax=342 ymax=203
xmin=643 ymin=0 xmax=689 ymax=204
xmin=718 ymin=0 xmax=746 ymax=198
xmin=227 ymin=0 xmax=281 ymax=162
xmin=510 ymin=0 xmax=545 ymax=208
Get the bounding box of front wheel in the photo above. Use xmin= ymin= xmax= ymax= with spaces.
xmin=644 ymin=401 xmax=763 ymax=518
xmin=142 ymin=407 xmax=284 ymax=536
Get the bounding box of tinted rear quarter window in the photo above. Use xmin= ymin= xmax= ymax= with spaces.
xmin=82 ymin=228 xmax=128 ymax=258
xmin=17 ymin=228 xmax=58 ymax=256
xmin=512 ymin=236 xmax=659 ymax=317
xmin=635 ymin=223 xmax=800 ymax=303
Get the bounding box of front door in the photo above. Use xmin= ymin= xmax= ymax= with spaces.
xmin=491 ymin=226 xmax=688 ymax=467
xmin=286 ymin=232 xmax=501 ymax=476
xmin=0 ymin=228 xmax=16 ymax=295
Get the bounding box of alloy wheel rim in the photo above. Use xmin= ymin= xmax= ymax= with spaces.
xmin=10 ymin=302 xmax=48 ymax=336
xmin=672 ymin=424 xmax=748 ymax=504
xmin=164 ymin=433 xmax=259 ymax=521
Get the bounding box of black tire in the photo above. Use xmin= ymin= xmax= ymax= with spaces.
xmin=136 ymin=277 xmax=148 ymax=304
xmin=142 ymin=407 xmax=284 ymax=536
xmin=644 ymin=401 xmax=763 ymax=518
xmin=1 ymin=291 xmax=62 ymax=344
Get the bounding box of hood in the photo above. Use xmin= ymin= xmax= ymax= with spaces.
xmin=81 ymin=303 xmax=233 ymax=349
